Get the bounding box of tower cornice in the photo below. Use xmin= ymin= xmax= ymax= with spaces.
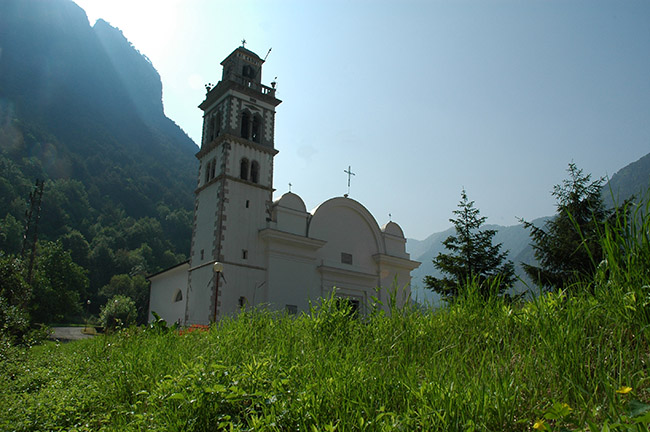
xmin=199 ymin=79 xmax=281 ymax=112
xmin=196 ymin=134 xmax=279 ymax=159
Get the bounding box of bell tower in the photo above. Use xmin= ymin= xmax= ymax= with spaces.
xmin=185 ymin=45 xmax=282 ymax=324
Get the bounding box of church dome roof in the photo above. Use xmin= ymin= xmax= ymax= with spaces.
xmin=275 ymin=192 xmax=307 ymax=212
xmin=381 ymin=221 xmax=405 ymax=238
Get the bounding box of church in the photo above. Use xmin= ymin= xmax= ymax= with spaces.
xmin=148 ymin=46 xmax=420 ymax=325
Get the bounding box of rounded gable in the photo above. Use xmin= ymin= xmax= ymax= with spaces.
xmin=308 ymin=197 xmax=385 ymax=268
xmin=381 ymin=221 xmax=405 ymax=238
xmin=275 ymin=192 xmax=306 ymax=212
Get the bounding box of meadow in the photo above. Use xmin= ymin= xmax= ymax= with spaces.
xmin=1 ymin=207 xmax=649 ymax=431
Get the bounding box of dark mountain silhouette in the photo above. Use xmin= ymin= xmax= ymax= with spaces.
xmin=0 ymin=0 xmax=199 ymax=312
xmin=604 ymin=152 xmax=650 ymax=207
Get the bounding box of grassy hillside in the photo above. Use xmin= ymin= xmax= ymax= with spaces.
xmin=1 ymin=207 xmax=649 ymax=431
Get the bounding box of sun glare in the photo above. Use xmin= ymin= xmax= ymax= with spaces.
xmin=72 ymin=0 xmax=180 ymax=64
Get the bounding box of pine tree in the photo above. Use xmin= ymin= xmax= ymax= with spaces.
xmin=424 ymin=189 xmax=515 ymax=301
xmin=521 ymin=163 xmax=615 ymax=291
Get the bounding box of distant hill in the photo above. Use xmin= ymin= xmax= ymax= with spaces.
xmin=408 ymin=151 xmax=650 ymax=304
xmin=0 ymin=0 xmax=199 ymax=312
xmin=604 ymin=152 xmax=650 ymax=208
xmin=407 ymin=219 xmax=548 ymax=304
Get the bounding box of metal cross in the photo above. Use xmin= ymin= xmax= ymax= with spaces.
xmin=288 ymin=182 xmax=292 ymax=192
xmin=344 ymin=165 xmax=355 ymax=197
xmin=241 ymin=39 xmax=247 ymax=48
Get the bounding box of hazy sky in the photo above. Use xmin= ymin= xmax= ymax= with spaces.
xmin=73 ymin=0 xmax=650 ymax=240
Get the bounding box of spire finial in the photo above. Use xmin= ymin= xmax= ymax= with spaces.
xmin=241 ymin=38 xmax=247 ymax=48
xmin=343 ymin=165 xmax=356 ymax=197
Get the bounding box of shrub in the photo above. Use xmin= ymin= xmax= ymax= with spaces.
xmin=99 ymin=295 xmax=137 ymax=331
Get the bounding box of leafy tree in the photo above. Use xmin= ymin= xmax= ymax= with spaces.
xmin=424 ymin=189 xmax=515 ymax=300
xmin=0 ymin=214 xmax=23 ymax=255
xmin=0 ymin=255 xmax=31 ymax=344
xmin=99 ymin=295 xmax=137 ymax=331
xmin=521 ymin=163 xmax=616 ymax=291
xmin=100 ymin=274 xmax=150 ymax=324
xmin=30 ymin=241 xmax=89 ymax=323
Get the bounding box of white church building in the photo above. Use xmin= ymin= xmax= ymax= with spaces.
xmin=148 ymin=46 xmax=420 ymax=325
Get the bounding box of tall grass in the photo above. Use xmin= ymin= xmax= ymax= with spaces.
xmin=1 ymin=205 xmax=649 ymax=431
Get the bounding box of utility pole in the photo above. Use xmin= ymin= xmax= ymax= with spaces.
xmin=21 ymin=179 xmax=44 ymax=283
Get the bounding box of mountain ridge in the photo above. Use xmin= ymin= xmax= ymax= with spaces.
xmin=408 ymin=153 xmax=650 ymax=303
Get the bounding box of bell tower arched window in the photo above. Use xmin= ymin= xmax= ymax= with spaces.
xmin=204 ymin=158 xmax=216 ymax=184
xmin=215 ymin=112 xmax=222 ymax=137
xmin=252 ymin=115 xmax=261 ymax=143
xmin=250 ymin=161 xmax=260 ymax=184
xmin=240 ymin=158 xmax=249 ymax=181
xmin=208 ymin=116 xmax=216 ymax=142
xmin=241 ymin=112 xmax=251 ymax=139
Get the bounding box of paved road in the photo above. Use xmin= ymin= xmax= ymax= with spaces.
xmin=49 ymin=327 xmax=96 ymax=342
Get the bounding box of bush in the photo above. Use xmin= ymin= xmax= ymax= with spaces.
xmin=99 ymin=295 xmax=137 ymax=331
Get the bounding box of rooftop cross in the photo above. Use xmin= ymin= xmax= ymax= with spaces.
xmin=344 ymin=165 xmax=355 ymax=197
xmin=241 ymin=38 xmax=247 ymax=48
xmin=288 ymin=182 xmax=292 ymax=192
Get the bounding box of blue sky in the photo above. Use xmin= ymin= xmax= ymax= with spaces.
xmin=74 ymin=0 xmax=650 ymax=240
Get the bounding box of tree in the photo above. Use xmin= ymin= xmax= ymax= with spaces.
xmin=0 ymin=255 xmax=31 ymax=344
xmin=99 ymin=295 xmax=137 ymax=331
xmin=521 ymin=163 xmax=615 ymax=291
xmin=424 ymin=189 xmax=516 ymax=300
xmin=100 ymin=274 xmax=150 ymax=324
xmin=30 ymin=241 xmax=89 ymax=323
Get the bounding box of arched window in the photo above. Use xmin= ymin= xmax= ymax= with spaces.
xmin=215 ymin=112 xmax=222 ymax=137
xmin=204 ymin=159 xmax=216 ymax=184
xmin=240 ymin=158 xmax=249 ymax=181
xmin=174 ymin=289 xmax=183 ymax=302
xmin=242 ymin=65 xmax=255 ymax=79
xmin=251 ymin=115 xmax=261 ymax=143
xmin=209 ymin=158 xmax=216 ymax=180
xmin=208 ymin=116 xmax=216 ymax=141
xmin=250 ymin=161 xmax=260 ymax=184
xmin=240 ymin=112 xmax=250 ymax=139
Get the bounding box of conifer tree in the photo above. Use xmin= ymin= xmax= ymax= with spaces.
xmin=424 ymin=189 xmax=515 ymax=300
xmin=521 ymin=163 xmax=616 ymax=291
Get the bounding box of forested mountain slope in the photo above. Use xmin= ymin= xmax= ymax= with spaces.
xmin=0 ymin=0 xmax=198 ymax=318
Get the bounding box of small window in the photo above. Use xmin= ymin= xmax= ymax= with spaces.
xmin=341 ymin=252 xmax=353 ymax=265
xmin=215 ymin=112 xmax=222 ymax=137
xmin=252 ymin=115 xmax=261 ymax=143
xmin=245 ymin=200 xmax=250 ymax=208
xmin=286 ymin=304 xmax=297 ymax=315
xmin=204 ymin=159 xmax=216 ymax=183
xmin=241 ymin=112 xmax=250 ymax=139
xmin=250 ymin=161 xmax=259 ymax=184
xmin=242 ymin=249 xmax=248 ymax=260
xmin=200 ymin=249 xmax=204 ymax=260
xmin=174 ymin=290 xmax=183 ymax=302
xmin=240 ymin=158 xmax=249 ymax=181
xmin=208 ymin=116 xmax=215 ymax=141
xmin=238 ymin=296 xmax=248 ymax=308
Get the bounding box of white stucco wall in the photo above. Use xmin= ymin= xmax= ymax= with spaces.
xmin=148 ymin=262 xmax=190 ymax=325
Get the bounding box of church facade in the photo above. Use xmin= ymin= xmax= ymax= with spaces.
xmin=148 ymin=46 xmax=420 ymax=325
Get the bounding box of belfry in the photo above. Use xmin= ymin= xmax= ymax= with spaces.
xmin=148 ymin=45 xmax=420 ymax=324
